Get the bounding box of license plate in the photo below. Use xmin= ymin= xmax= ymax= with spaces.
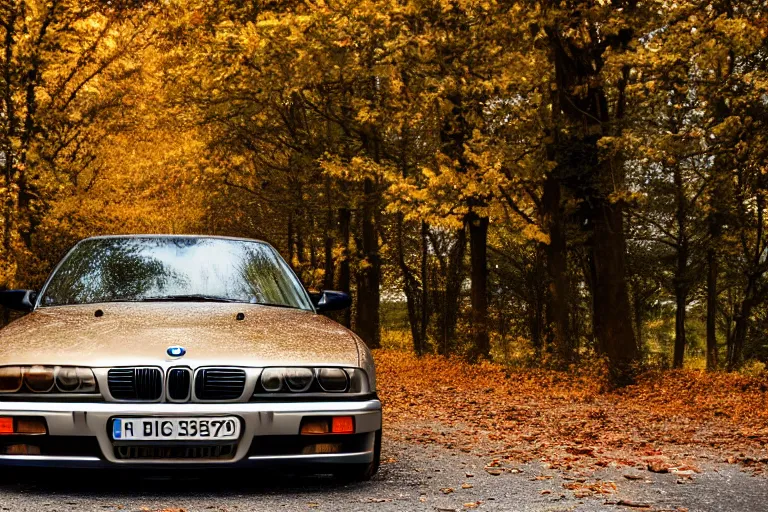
xmin=112 ymin=416 xmax=240 ymax=441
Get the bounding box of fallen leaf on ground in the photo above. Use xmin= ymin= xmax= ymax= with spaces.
xmin=564 ymin=480 xmax=617 ymax=498
xmin=647 ymin=461 xmax=670 ymax=473
xmin=566 ymin=446 xmax=596 ymax=456
xmin=376 ymin=349 xmax=768 ymax=486
xmin=605 ymin=499 xmax=652 ymax=508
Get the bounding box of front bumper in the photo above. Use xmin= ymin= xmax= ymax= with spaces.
xmin=0 ymin=399 xmax=382 ymax=468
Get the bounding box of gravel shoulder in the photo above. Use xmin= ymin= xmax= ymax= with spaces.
xmin=0 ymin=437 xmax=765 ymax=511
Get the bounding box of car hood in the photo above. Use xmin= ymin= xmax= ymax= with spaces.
xmin=0 ymin=303 xmax=361 ymax=368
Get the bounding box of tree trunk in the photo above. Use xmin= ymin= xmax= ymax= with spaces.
xmin=467 ymin=211 xmax=490 ymax=360
xmin=672 ymin=157 xmax=689 ymax=369
xmin=308 ymin=215 xmax=317 ymax=270
xmin=710 ymin=47 xmax=734 ymax=370
xmin=729 ymin=300 xmax=751 ymax=371
xmin=323 ymin=186 xmax=335 ymax=291
xmin=590 ymin=197 xmax=639 ymax=384
xmin=543 ymin=171 xmax=571 ymax=365
xmin=354 ymin=177 xmax=380 ymax=348
xmin=672 ymin=235 xmax=688 ymax=369
xmin=633 ymin=287 xmax=644 ymax=351
xmin=547 ymin=25 xmax=638 ymax=384
xmin=531 ymin=243 xmax=546 ymax=358
xmin=673 ymin=285 xmax=687 ymax=369
xmin=395 ymin=213 xmax=424 ymax=354
xmin=446 ymin=228 xmax=465 ymax=353
xmin=729 ymin=280 xmax=756 ymax=371
xmin=337 ymin=207 xmax=351 ymax=328
xmin=1 ymin=8 xmax=17 ymax=288
xmin=431 ymin=227 xmax=465 ymax=355
xmin=296 ymin=216 xmax=305 ymax=264
xmin=419 ymin=221 xmax=430 ymax=352
xmin=706 ymin=247 xmax=718 ymax=370
xmin=287 ymin=212 xmax=295 ymax=266
xmin=727 ymin=184 xmax=766 ymax=369
xmin=725 ymin=288 xmax=734 ymax=361
xmin=2 ymin=155 xmax=16 ymax=287
xmin=498 ymin=290 xmax=508 ymax=362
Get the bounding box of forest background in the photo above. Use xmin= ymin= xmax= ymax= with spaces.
xmin=2 ymin=0 xmax=768 ymax=387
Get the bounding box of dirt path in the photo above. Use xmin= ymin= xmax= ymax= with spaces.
xmin=0 ymin=436 xmax=765 ymax=511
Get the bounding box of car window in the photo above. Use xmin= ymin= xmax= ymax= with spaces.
xmin=39 ymin=237 xmax=313 ymax=310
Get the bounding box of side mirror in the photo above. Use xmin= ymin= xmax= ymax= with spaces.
xmin=309 ymin=290 xmax=351 ymax=313
xmin=0 ymin=290 xmax=36 ymax=312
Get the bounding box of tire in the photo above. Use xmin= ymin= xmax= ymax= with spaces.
xmin=334 ymin=428 xmax=381 ymax=482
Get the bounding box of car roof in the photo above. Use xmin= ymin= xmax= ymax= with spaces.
xmin=80 ymin=234 xmax=271 ymax=245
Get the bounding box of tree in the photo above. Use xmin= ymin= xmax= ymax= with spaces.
xmin=0 ymin=0 xmax=158 ymax=287
xmin=533 ymin=1 xmax=651 ymax=383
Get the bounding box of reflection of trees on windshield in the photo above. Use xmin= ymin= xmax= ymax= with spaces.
xmin=237 ymin=247 xmax=305 ymax=306
xmin=43 ymin=239 xmax=174 ymax=305
xmin=41 ymin=237 xmax=313 ymax=309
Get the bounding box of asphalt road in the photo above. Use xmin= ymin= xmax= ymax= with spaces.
xmin=0 ymin=438 xmax=766 ymax=511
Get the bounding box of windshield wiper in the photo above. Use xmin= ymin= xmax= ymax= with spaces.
xmin=249 ymin=302 xmax=298 ymax=309
xmin=140 ymin=294 xmax=244 ymax=303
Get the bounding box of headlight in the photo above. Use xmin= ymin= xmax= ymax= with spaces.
xmin=316 ymin=368 xmax=348 ymax=392
xmin=0 ymin=366 xmax=98 ymax=394
xmin=25 ymin=366 xmax=55 ymax=392
xmin=284 ymin=368 xmax=313 ymax=392
xmin=345 ymin=368 xmax=368 ymax=393
xmin=55 ymin=367 xmax=80 ymax=391
xmin=0 ymin=367 xmax=22 ymax=393
xmin=76 ymin=368 xmax=97 ymax=392
xmin=255 ymin=367 xmax=369 ymax=395
xmin=260 ymin=368 xmax=283 ymax=392
xmin=55 ymin=367 xmax=97 ymax=393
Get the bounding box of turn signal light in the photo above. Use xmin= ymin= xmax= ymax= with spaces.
xmin=331 ymin=416 xmax=354 ymax=434
xmin=16 ymin=417 xmax=47 ymax=435
xmin=300 ymin=416 xmax=355 ymax=435
xmin=301 ymin=418 xmax=330 ymax=435
xmin=0 ymin=417 xmax=48 ymax=435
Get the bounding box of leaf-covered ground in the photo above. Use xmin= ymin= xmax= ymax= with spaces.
xmin=376 ymin=350 xmax=768 ymax=480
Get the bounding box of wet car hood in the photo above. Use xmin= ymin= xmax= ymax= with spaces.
xmin=0 ymin=303 xmax=360 ymax=368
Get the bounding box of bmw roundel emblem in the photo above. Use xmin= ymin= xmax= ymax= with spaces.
xmin=167 ymin=346 xmax=186 ymax=358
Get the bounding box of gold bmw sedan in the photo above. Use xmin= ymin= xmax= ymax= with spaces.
xmin=0 ymin=235 xmax=381 ymax=480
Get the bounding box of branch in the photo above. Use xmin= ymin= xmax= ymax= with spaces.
xmin=498 ymin=186 xmax=535 ymax=225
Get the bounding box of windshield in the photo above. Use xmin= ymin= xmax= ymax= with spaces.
xmin=39 ymin=237 xmax=313 ymax=310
